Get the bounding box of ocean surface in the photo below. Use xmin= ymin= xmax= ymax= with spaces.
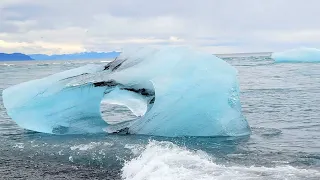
xmin=0 ymin=55 xmax=319 ymax=180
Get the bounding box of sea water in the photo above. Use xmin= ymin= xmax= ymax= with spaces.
xmin=0 ymin=56 xmax=319 ymax=179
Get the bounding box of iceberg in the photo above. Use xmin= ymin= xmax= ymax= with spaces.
xmin=2 ymin=47 xmax=250 ymax=137
xmin=272 ymin=47 xmax=320 ymax=63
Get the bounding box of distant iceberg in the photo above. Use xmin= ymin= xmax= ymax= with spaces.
xmin=272 ymin=47 xmax=320 ymax=63
xmin=3 ymin=47 xmax=250 ymax=137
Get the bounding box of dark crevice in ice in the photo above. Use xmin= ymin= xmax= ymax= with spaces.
xmin=111 ymin=127 xmax=130 ymax=135
xmin=103 ymin=57 xmax=128 ymax=71
xmin=112 ymin=61 xmax=124 ymax=71
xmin=149 ymin=97 xmax=155 ymax=104
xmin=93 ymin=80 xmax=155 ymax=98
xmin=120 ymin=88 xmax=154 ymax=97
xmin=93 ymin=80 xmax=118 ymax=87
xmin=103 ymin=58 xmax=116 ymax=70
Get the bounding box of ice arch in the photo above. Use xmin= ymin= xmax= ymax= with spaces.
xmin=2 ymin=47 xmax=251 ymax=137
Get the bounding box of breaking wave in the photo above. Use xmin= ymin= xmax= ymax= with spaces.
xmin=122 ymin=141 xmax=320 ymax=180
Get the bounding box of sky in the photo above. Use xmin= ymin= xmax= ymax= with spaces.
xmin=1 ymin=0 xmax=320 ymax=54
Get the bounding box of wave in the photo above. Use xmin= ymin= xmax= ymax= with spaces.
xmin=122 ymin=141 xmax=320 ymax=180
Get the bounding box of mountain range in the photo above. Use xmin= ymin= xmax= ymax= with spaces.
xmin=29 ymin=51 xmax=120 ymax=60
xmin=0 ymin=53 xmax=33 ymax=61
xmin=0 ymin=51 xmax=120 ymax=61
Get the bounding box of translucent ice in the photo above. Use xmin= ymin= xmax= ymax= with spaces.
xmin=272 ymin=47 xmax=320 ymax=63
xmin=2 ymin=47 xmax=250 ymax=137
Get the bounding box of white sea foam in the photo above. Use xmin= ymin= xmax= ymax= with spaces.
xmin=70 ymin=142 xmax=113 ymax=151
xmin=121 ymin=141 xmax=320 ymax=180
xmin=124 ymin=144 xmax=145 ymax=156
xmin=13 ymin=142 xmax=24 ymax=149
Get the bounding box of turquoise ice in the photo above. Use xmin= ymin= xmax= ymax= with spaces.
xmin=2 ymin=47 xmax=250 ymax=137
xmin=272 ymin=47 xmax=320 ymax=63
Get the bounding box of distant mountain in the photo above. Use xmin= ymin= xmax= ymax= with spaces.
xmin=29 ymin=51 xmax=120 ymax=60
xmin=0 ymin=53 xmax=34 ymax=61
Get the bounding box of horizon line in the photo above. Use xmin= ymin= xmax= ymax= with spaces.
xmin=1 ymin=51 xmax=273 ymax=56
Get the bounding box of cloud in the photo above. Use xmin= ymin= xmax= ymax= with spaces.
xmin=0 ymin=40 xmax=84 ymax=55
xmin=1 ymin=0 xmax=320 ymax=54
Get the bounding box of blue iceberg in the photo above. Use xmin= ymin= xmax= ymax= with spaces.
xmin=2 ymin=47 xmax=250 ymax=137
xmin=272 ymin=47 xmax=320 ymax=63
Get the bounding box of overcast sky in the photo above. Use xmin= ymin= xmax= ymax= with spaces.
xmin=1 ymin=0 xmax=320 ymax=54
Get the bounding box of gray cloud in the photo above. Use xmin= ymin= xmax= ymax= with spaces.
xmin=1 ymin=0 xmax=320 ymax=54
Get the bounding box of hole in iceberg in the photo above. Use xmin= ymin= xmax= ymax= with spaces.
xmin=100 ymin=102 xmax=140 ymax=125
xmin=99 ymin=81 xmax=156 ymax=134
